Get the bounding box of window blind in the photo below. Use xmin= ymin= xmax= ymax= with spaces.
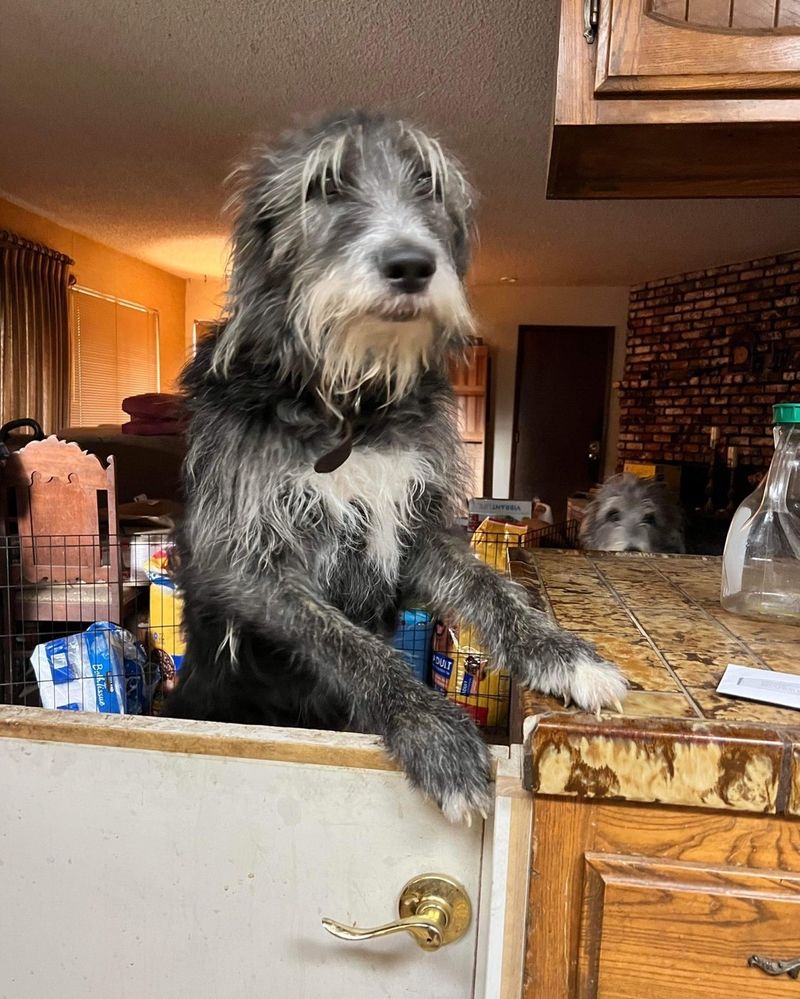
xmin=69 ymin=287 xmax=160 ymax=425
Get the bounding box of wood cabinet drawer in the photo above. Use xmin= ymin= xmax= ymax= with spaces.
xmin=578 ymin=855 xmax=800 ymax=998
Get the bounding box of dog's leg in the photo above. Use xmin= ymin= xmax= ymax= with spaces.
xmin=191 ymin=567 xmax=492 ymax=823
xmin=405 ymin=531 xmax=627 ymax=713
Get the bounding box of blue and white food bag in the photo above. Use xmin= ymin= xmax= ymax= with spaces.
xmin=393 ymin=609 xmax=434 ymax=684
xmin=30 ymin=622 xmax=152 ymax=715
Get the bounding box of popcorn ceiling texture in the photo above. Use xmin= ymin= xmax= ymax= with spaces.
xmin=619 ymin=250 xmax=800 ymax=471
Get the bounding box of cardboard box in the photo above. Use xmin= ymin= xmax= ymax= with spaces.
xmin=623 ymin=462 xmax=682 ymax=496
xmin=467 ymin=498 xmax=532 ymax=533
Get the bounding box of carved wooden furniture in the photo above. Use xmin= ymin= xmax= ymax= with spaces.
xmin=2 ymin=435 xmax=134 ymax=623
xmin=549 ymin=0 xmax=800 ymax=197
xmin=513 ymin=551 xmax=800 ymax=997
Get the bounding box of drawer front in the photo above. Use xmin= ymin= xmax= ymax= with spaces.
xmin=578 ymin=854 xmax=800 ymax=998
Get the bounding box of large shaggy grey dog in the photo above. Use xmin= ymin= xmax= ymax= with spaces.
xmin=580 ymin=473 xmax=685 ymax=553
xmin=167 ymin=111 xmax=627 ymax=822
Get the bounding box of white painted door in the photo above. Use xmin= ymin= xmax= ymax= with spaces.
xmin=0 ymin=708 xmax=529 ymax=999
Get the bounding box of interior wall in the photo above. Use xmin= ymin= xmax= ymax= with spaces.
xmin=0 ymin=196 xmax=187 ymax=390
xmin=185 ymin=276 xmax=227 ymax=350
xmin=469 ymin=285 xmax=630 ymax=497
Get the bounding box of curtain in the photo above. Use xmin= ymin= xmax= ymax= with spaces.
xmin=0 ymin=230 xmax=73 ymax=433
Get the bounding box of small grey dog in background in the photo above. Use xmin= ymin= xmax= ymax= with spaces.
xmin=169 ymin=111 xmax=627 ymax=823
xmin=580 ymin=473 xmax=685 ymax=553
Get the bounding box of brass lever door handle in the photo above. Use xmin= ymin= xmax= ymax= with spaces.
xmin=321 ymin=873 xmax=471 ymax=952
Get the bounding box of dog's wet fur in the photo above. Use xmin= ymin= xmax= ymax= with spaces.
xmin=580 ymin=473 xmax=685 ymax=554
xmin=167 ymin=111 xmax=627 ymax=822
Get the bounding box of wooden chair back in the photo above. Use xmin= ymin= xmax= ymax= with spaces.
xmin=2 ymin=436 xmax=119 ymax=586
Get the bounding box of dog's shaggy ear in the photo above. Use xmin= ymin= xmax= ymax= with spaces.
xmin=642 ymin=478 xmax=686 ymax=553
xmin=578 ymin=493 xmax=601 ymax=547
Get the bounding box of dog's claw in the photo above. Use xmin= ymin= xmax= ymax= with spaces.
xmin=562 ymin=694 xmax=572 ymax=708
xmin=611 ymin=698 xmax=625 ymax=715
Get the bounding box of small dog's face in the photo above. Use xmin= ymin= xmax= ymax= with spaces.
xmin=224 ymin=112 xmax=475 ymax=400
xmin=580 ymin=474 xmax=685 ymax=554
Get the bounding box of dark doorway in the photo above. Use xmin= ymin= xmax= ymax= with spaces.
xmin=510 ymin=325 xmax=614 ymax=521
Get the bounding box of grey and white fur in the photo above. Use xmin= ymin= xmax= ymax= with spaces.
xmin=580 ymin=473 xmax=685 ymax=553
xmin=167 ymin=111 xmax=627 ymax=822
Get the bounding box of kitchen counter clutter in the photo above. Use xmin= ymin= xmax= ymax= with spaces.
xmin=513 ymin=550 xmax=800 ymax=999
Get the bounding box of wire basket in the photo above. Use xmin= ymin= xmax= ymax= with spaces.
xmin=0 ymin=531 xmax=179 ymax=712
xmin=1 ymin=522 xmax=580 ymax=741
xmin=427 ymin=518 xmax=581 ymax=738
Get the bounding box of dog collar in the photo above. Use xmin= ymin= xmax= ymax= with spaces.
xmin=314 ymin=421 xmax=353 ymax=473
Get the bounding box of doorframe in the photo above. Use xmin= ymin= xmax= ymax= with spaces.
xmin=508 ymin=324 xmax=615 ymax=499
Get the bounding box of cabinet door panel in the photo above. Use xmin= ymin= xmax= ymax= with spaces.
xmin=578 ymin=854 xmax=800 ymax=998
xmin=596 ymin=0 xmax=800 ymax=95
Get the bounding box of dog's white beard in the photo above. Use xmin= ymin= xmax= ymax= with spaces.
xmin=293 ymin=261 xmax=473 ymax=407
xmin=320 ymin=315 xmax=435 ymax=403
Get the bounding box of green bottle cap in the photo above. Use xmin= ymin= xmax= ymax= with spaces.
xmin=773 ymin=403 xmax=800 ymax=424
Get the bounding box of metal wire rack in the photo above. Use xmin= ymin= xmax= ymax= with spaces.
xmin=1 ymin=520 xmax=580 ymax=742
xmin=0 ymin=531 xmax=178 ymax=713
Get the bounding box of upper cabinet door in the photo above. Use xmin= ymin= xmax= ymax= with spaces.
xmin=595 ymin=0 xmax=800 ymax=95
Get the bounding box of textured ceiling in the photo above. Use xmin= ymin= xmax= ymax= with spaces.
xmin=1 ymin=0 xmax=798 ymax=286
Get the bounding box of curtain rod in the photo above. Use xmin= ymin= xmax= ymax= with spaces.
xmin=0 ymin=229 xmax=74 ymax=266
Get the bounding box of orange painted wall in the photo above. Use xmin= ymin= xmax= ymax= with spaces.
xmin=0 ymin=197 xmax=187 ymax=389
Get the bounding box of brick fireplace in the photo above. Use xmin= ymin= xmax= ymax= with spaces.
xmin=619 ymin=249 xmax=800 ymax=480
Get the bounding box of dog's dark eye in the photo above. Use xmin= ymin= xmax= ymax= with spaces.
xmin=414 ymin=171 xmax=439 ymax=200
xmin=306 ymin=173 xmax=343 ymax=202
xmin=605 ymin=509 xmax=620 ymax=523
xmin=642 ymin=512 xmax=657 ymax=527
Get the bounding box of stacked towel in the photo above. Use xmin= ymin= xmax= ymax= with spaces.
xmin=121 ymin=394 xmax=185 ymax=436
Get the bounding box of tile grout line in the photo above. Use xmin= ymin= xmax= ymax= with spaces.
xmin=649 ymin=561 xmax=774 ymax=672
xmin=583 ymin=555 xmax=705 ymax=719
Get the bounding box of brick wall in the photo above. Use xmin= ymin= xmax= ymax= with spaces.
xmin=618 ymin=249 xmax=800 ymax=472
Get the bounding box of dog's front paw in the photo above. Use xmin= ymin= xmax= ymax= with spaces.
xmin=562 ymin=650 xmax=627 ymax=715
xmin=386 ymin=696 xmax=492 ymax=825
xmin=513 ymin=625 xmax=628 ymax=715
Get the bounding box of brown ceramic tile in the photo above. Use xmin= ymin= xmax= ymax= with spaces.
xmin=790 ymin=744 xmax=800 ymax=818
xmin=530 ymin=715 xmax=786 ymax=814
xmin=616 ymin=691 xmax=697 ymax=719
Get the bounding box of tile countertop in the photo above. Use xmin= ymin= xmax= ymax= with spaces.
xmin=511 ymin=550 xmax=800 ymax=818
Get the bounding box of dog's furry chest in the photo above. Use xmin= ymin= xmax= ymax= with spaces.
xmin=295 ymin=446 xmax=432 ymax=580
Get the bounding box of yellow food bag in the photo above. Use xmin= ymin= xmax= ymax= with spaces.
xmin=144 ymin=546 xmax=186 ymax=713
xmin=469 ymin=517 xmax=530 ymax=571
xmin=429 ymin=518 xmax=517 ymax=729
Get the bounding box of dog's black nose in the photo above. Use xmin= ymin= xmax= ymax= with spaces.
xmin=380 ymin=246 xmax=436 ymax=294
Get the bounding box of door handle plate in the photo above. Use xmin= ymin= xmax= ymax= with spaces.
xmin=322 ymin=873 xmax=472 ymax=951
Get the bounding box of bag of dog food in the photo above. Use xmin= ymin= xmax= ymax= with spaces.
xmin=429 ymin=520 xmax=515 ymax=729
xmin=144 ymin=544 xmax=186 ymax=713
xmin=470 ymin=516 xmax=530 ymax=571
xmin=393 ymin=609 xmax=434 ymax=683
xmin=431 ymin=622 xmax=510 ymax=730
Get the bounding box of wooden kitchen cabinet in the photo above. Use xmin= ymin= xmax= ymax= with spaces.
xmin=5 ymin=550 xmax=800 ymax=998
xmin=514 ymin=551 xmax=800 ymax=998
xmin=549 ymin=0 xmax=800 ymax=197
